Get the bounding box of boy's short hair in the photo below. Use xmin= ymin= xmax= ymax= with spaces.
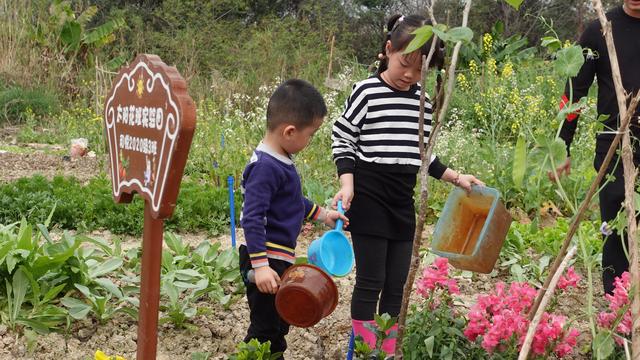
xmin=266 ymin=79 xmax=327 ymax=131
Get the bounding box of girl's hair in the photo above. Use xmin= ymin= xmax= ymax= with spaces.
xmin=376 ymin=14 xmax=445 ymax=75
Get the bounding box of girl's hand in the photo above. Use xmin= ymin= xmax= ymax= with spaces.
xmin=254 ymin=266 xmax=280 ymax=294
xmin=455 ymin=174 xmax=485 ymax=193
xmin=323 ymin=209 xmax=349 ymax=229
xmin=332 ymin=173 xmax=354 ymax=210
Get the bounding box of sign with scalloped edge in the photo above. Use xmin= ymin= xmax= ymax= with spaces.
xmin=103 ymin=54 xmax=196 ymax=219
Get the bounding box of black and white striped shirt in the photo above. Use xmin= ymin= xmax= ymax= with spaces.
xmin=332 ymin=75 xmax=446 ymax=177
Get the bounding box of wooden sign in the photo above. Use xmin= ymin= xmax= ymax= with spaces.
xmin=104 ymin=53 xmax=195 ymax=219
xmin=103 ymin=54 xmax=196 ymax=360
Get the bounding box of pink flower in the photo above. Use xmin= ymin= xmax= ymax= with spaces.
xmin=416 ymin=257 xmax=460 ymax=298
xmin=598 ymin=271 xmax=633 ymax=345
xmin=465 ymin=281 xmax=580 ymax=357
xmin=557 ymin=267 xmax=581 ymax=290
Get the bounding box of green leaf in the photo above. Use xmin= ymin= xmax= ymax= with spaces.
xmin=424 ymin=336 xmax=435 ymax=358
xmin=77 ymin=5 xmax=98 ymax=27
xmin=504 ymin=0 xmax=524 ymax=10
xmin=36 ymin=224 xmax=53 ymax=244
xmin=89 ymin=258 xmax=123 ymax=278
xmin=593 ymin=330 xmax=615 ymax=359
xmin=61 ymin=297 xmax=92 ymax=320
xmin=60 ymin=20 xmax=81 ymax=49
xmin=11 ymin=268 xmax=28 ymax=321
xmin=42 ymin=283 xmax=66 ymax=303
xmin=549 ymin=138 xmax=568 ymax=164
xmin=512 ymin=135 xmax=527 ymax=189
xmin=432 ymin=26 xmax=449 ymax=43
xmin=165 ymin=232 xmax=186 ymax=255
xmin=447 ymin=27 xmax=474 ymax=43
xmin=554 ymin=45 xmax=585 ymax=78
xmin=405 ymin=25 xmax=433 ymax=54
xmin=17 ymin=219 xmax=33 ymax=251
xmin=83 ymin=18 xmax=126 ymax=47
xmin=93 ymin=278 xmax=123 ymax=299
xmin=541 ymin=36 xmax=562 ymax=52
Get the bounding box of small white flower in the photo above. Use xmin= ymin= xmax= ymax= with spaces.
xmin=600 ymin=221 xmax=613 ymax=236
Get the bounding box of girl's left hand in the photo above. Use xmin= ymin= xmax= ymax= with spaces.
xmin=456 ymin=174 xmax=485 ymax=193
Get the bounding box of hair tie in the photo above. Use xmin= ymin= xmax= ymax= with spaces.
xmin=389 ymin=15 xmax=405 ymax=34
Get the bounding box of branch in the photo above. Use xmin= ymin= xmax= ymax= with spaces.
xmin=518 ymin=245 xmax=578 ymax=359
xmin=394 ymin=1 xmax=472 ymax=358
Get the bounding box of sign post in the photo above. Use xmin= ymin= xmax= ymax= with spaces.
xmin=103 ymin=54 xmax=196 ymax=359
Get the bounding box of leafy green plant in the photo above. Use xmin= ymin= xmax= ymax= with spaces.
xmin=61 ymin=283 xmax=135 ymax=324
xmin=0 ymin=176 xmax=240 ymax=236
xmin=229 ymin=338 xmax=283 ymax=360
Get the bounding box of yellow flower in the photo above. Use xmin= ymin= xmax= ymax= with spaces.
xmin=563 ymin=40 xmax=572 ymax=48
xmin=501 ymin=62 xmax=514 ymax=78
xmin=456 ymin=73 xmax=470 ymax=91
xmin=535 ymin=75 xmax=544 ymax=85
xmin=483 ymin=33 xmax=493 ymax=54
xmin=469 ymin=60 xmax=479 ymax=76
xmin=474 ymin=103 xmax=484 ymax=118
xmin=487 ymin=58 xmax=497 ymax=75
xmin=95 ymin=350 xmax=127 ymax=360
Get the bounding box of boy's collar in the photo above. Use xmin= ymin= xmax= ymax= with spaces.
xmin=257 ymin=142 xmax=294 ymax=165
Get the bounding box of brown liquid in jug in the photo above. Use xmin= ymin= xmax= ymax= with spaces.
xmin=440 ymin=197 xmax=490 ymax=256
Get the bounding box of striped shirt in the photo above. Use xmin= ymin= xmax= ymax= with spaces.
xmin=332 ymin=75 xmax=446 ymax=177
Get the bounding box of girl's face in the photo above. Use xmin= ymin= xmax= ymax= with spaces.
xmin=382 ymin=40 xmax=422 ymax=91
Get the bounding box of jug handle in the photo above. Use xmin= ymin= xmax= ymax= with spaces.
xmin=336 ymin=200 xmax=345 ymax=231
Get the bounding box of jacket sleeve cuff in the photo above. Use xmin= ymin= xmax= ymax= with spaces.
xmin=336 ymin=157 xmax=356 ymax=176
xmin=428 ymin=156 xmax=448 ymax=179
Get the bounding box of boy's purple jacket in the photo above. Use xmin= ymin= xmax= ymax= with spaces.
xmin=240 ymin=142 xmax=320 ymax=268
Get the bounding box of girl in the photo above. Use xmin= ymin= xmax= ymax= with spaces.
xmin=331 ymin=14 xmax=484 ymax=354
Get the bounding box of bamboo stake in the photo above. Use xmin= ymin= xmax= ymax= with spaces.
xmin=592 ymin=1 xmax=640 ymax=357
xmin=394 ymin=1 xmax=472 ymax=357
xmin=519 ymin=245 xmax=578 ymax=359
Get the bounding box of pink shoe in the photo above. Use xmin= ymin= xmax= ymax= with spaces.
xmin=381 ymin=324 xmax=398 ymax=355
xmin=352 ymin=319 xmax=377 ymax=349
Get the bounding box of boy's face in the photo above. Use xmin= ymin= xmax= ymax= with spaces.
xmin=282 ymin=117 xmax=324 ymax=155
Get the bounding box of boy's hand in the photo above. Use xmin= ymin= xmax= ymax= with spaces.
xmin=323 ymin=209 xmax=349 ymax=229
xmin=456 ymin=174 xmax=485 ymax=193
xmin=254 ymin=266 xmax=281 ymax=294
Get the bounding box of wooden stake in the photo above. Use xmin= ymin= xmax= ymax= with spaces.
xmin=394 ymin=1 xmax=472 ymax=357
xmin=136 ymin=202 xmax=164 ymax=359
xmin=519 ymin=245 xmax=578 ymax=359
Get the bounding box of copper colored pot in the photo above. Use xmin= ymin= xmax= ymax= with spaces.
xmin=275 ymin=264 xmax=339 ymax=328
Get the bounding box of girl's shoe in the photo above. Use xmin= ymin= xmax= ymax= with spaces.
xmin=351 ymin=319 xmax=377 ymax=349
xmin=381 ymin=324 xmax=398 ymax=355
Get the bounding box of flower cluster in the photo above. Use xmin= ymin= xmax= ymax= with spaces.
xmin=416 ymin=257 xmax=460 ymax=299
xmin=464 ymin=281 xmax=580 ymax=358
xmin=597 ymin=272 xmax=631 ymax=345
xmin=456 ymin=73 xmax=470 ymax=92
xmin=557 ymin=266 xmax=581 ymax=291
xmin=483 ymin=33 xmax=493 ymax=54
xmin=501 ymin=62 xmax=514 ymax=78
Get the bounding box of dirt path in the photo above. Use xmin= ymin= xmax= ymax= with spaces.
xmin=0 ymin=148 xmax=103 ymax=184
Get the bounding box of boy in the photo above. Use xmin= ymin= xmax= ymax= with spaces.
xmin=239 ymin=79 xmax=347 ymax=357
